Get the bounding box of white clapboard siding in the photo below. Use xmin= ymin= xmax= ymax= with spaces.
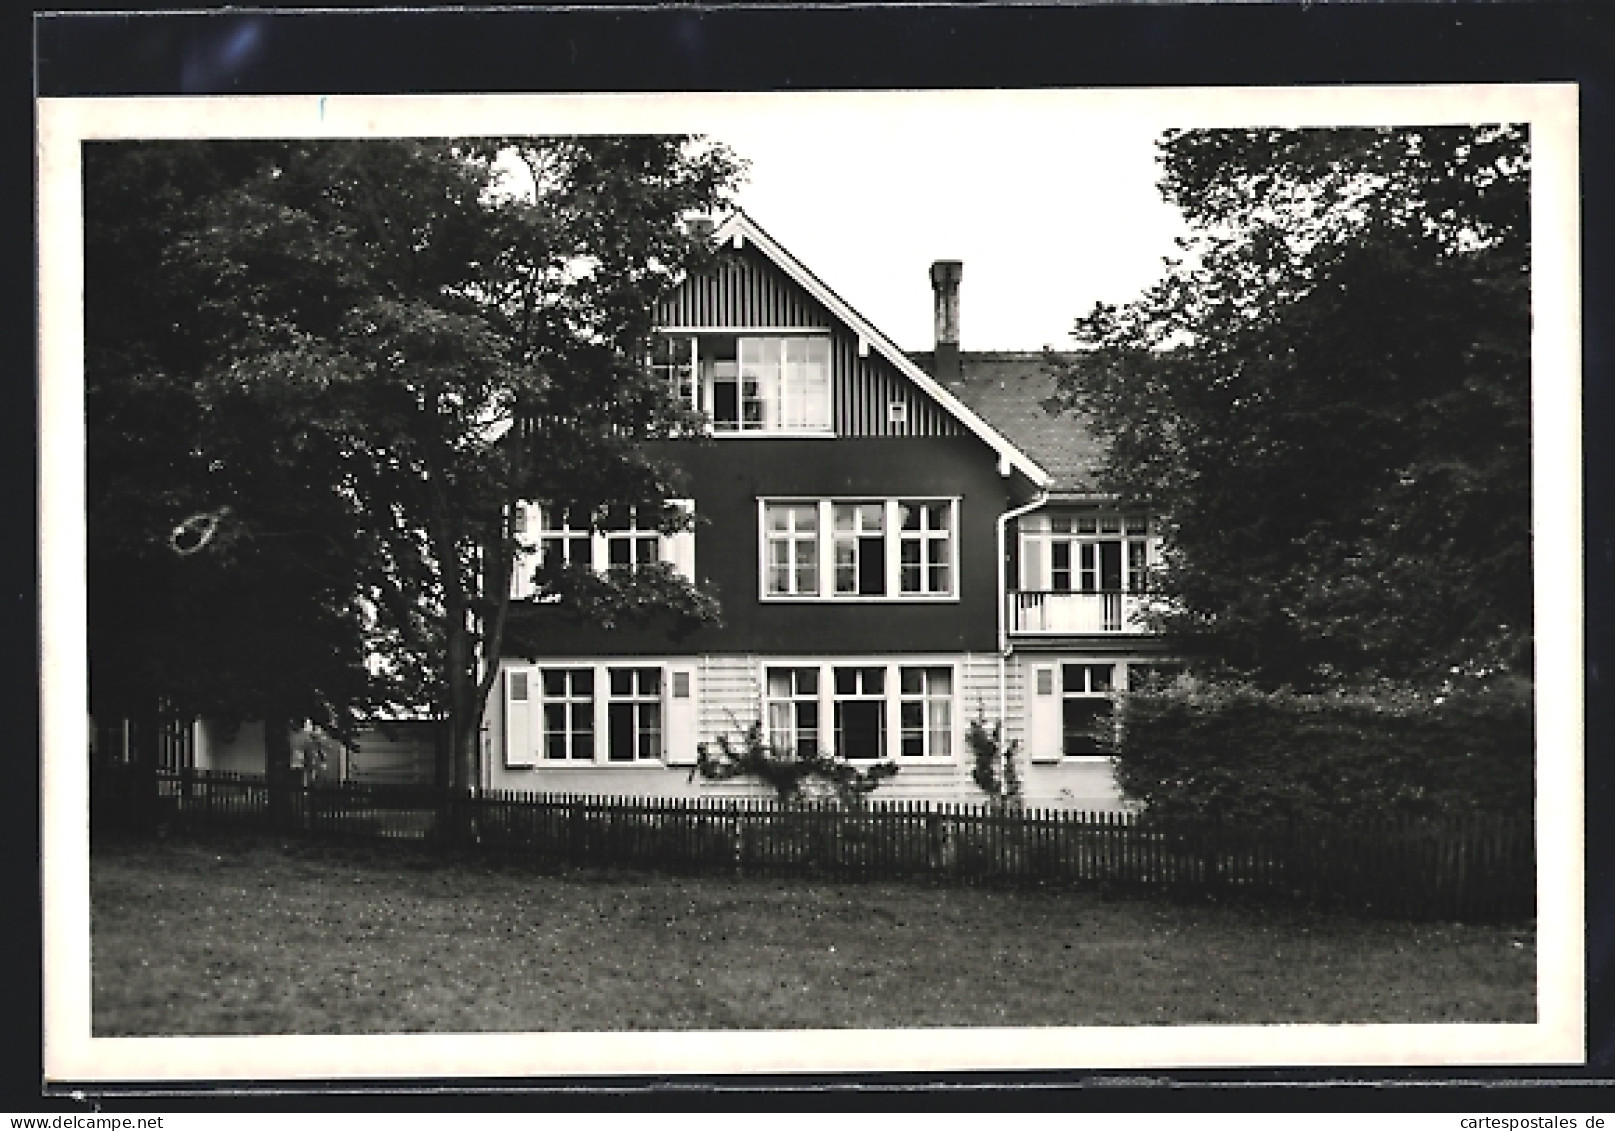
xmin=698 ymin=654 xmax=760 ymax=746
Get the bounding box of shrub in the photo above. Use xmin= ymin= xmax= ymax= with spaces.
xmin=692 ymin=721 xmax=899 ymax=806
xmin=965 ymin=714 xmax=1023 ymax=807
xmin=1113 ymin=675 xmax=1533 ymax=825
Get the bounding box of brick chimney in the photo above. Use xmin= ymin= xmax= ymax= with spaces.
xmin=930 ymin=260 xmax=963 ymax=383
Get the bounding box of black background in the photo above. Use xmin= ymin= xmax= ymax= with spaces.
xmin=21 ymin=0 xmax=1615 ymax=1111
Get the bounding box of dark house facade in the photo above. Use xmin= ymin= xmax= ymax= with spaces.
xmin=485 ymin=212 xmax=1169 ymax=808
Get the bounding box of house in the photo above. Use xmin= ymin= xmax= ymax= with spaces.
xmin=485 ymin=212 xmax=1172 ymax=809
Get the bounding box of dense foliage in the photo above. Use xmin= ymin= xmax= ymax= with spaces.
xmin=1048 ymin=126 xmax=1531 ymax=690
xmin=965 ymin=715 xmax=1023 ymax=807
xmin=85 ymin=138 xmax=743 ymax=787
xmin=1113 ymin=678 xmax=1534 ymax=825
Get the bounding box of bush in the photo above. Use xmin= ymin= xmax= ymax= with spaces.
xmin=693 ymin=722 xmax=899 ymax=807
xmin=1113 ymin=676 xmax=1533 ymax=825
xmin=965 ymin=715 xmax=1023 ymax=807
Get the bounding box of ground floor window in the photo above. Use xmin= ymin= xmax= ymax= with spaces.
xmin=607 ymin=666 xmax=663 ymax=762
xmin=899 ymin=666 xmax=952 ymax=758
xmin=762 ymin=660 xmax=958 ymax=762
xmin=542 ymin=668 xmax=596 ymax=761
xmin=1062 ymin=662 xmax=1117 ymax=756
xmin=766 ymin=666 xmax=821 ymax=757
xmin=834 ymin=666 xmax=887 ymax=760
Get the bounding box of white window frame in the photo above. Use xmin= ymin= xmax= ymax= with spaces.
xmin=1060 ymin=661 xmax=1119 ymax=758
xmin=539 ymin=666 xmax=597 ymax=762
xmin=605 ymin=666 xmax=664 ymax=763
xmin=511 ymin=499 xmax=695 ymax=600
xmin=1019 ymin=510 xmax=1154 ymax=594
xmin=898 ymin=665 xmax=954 ymax=759
xmin=656 ymin=330 xmax=834 ymax=437
xmin=763 ymin=503 xmax=821 ymax=597
xmin=758 ymin=498 xmax=960 ymax=603
xmin=506 ymin=660 xmax=693 ymax=768
xmin=764 ymin=665 xmax=822 ymax=757
xmin=758 ymin=658 xmax=960 ymax=763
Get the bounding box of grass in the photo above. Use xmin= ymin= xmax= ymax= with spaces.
xmin=91 ymin=834 xmax=1536 ymax=1036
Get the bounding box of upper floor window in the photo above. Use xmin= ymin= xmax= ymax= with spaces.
xmin=658 ymin=333 xmax=832 ymax=434
xmin=510 ymin=500 xmax=694 ymax=601
xmin=1020 ymin=511 xmax=1153 ymax=594
xmin=760 ymin=498 xmax=958 ymax=601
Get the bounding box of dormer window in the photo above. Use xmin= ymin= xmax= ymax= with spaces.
xmin=658 ymin=332 xmax=832 ymax=435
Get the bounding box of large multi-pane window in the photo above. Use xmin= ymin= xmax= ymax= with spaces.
xmin=657 ymin=333 xmax=832 ymax=433
xmin=765 ymin=666 xmax=821 ymax=757
xmin=759 ymin=499 xmax=957 ymax=600
xmin=512 ymin=500 xmax=694 ymax=600
xmin=607 ymin=667 xmax=663 ymax=762
xmin=765 ymin=661 xmax=956 ymax=761
xmin=1061 ymin=662 xmax=1116 ymax=755
xmin=541 ymin=668 xmax=595 ymax=761
xmin=741 ymin=337 xmax=831 ymax=431
xmin=1021 ymin=512 xmax=1152 ymax=593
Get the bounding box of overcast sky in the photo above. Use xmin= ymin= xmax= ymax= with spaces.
xmin=706 ymin=103 xmax=1190 ymax=353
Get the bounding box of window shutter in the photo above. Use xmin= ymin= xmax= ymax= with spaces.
xmin=1021 ymin=536 xmax=1048 ymax=591
xmin=510 ymin=502 xmax=538 ymax=601
xmin=1027 ymin=662 xmax=1061 ymax=763
xmin=664 ymin=499 xmax=696 ymax=582
xmin=504 ymin=667 xmax=536 ymax=768
xmin=663 ymin=663 xmax=699 ymax=765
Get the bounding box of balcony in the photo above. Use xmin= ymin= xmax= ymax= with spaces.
xmin=1008 ymin=591 xmax=1151 ymax=635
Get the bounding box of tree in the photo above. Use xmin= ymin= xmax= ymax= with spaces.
xmin=85 ymin=137 xmax=743 ymax=795
xmin=1047 ymin=126 xmax=1530 ymax=690
xmin=85 ymin=142 xmax=385 ymax=814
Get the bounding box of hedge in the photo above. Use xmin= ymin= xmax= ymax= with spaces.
xmin=1112 ymin=677 xmax=1534 ymax=825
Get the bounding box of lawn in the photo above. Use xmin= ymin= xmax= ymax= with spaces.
xmin=91 ymin=834 xmax=1536 ymax=1035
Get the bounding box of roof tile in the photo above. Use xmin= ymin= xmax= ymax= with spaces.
xmin=911 ymin=351 xmax=1108 ymax=495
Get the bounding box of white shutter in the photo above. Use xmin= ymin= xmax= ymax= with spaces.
xmin=504 ymin=667 xmax=536 ymax=768
xmin=1027 ymin=662 xmax=1062 ymax=763
xmin=663 ymin=663 xmax=700 ymax=765
xmin=510 ymin=501 xmax=538 ymax=601
xmin=1020 ymin=535 xmax=1048 ymax=591
xmin=663 ymin=499 xmax=696 ymax=582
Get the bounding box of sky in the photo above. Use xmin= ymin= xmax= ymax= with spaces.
xmin=683 ymin=97 xmax=1192 ymax=354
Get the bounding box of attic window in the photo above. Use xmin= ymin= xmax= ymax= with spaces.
xmin=711 ymin=336 xmax=831 ymax=433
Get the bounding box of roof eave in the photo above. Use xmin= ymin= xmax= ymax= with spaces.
xmin=710 ymin=211 xmax=1052 ymax=489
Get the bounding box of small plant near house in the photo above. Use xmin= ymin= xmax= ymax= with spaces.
xmin=966 ymin=714 xmax=1023 ymax=808
xmin=693 ymin=721 xmax=898 ymax=807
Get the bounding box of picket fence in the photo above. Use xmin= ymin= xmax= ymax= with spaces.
xmin=90 ymin=766 xmax=1534 ymax=922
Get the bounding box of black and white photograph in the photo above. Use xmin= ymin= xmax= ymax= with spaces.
xmin=38 ymin=81 xmax=1583 ymax=1083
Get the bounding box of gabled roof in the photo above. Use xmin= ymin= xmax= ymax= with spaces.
xmin=911 ymin=350 xmax=1109 ymax=498
xmin=710 ymin=211 xmax=1050 ymax=489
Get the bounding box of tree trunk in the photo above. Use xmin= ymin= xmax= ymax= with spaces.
xmin=264 ymin=711 xmax=296 ymax=830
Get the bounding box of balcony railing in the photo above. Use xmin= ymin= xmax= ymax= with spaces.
xmin=1008 ymin=591 xmax=1150 ymax=635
